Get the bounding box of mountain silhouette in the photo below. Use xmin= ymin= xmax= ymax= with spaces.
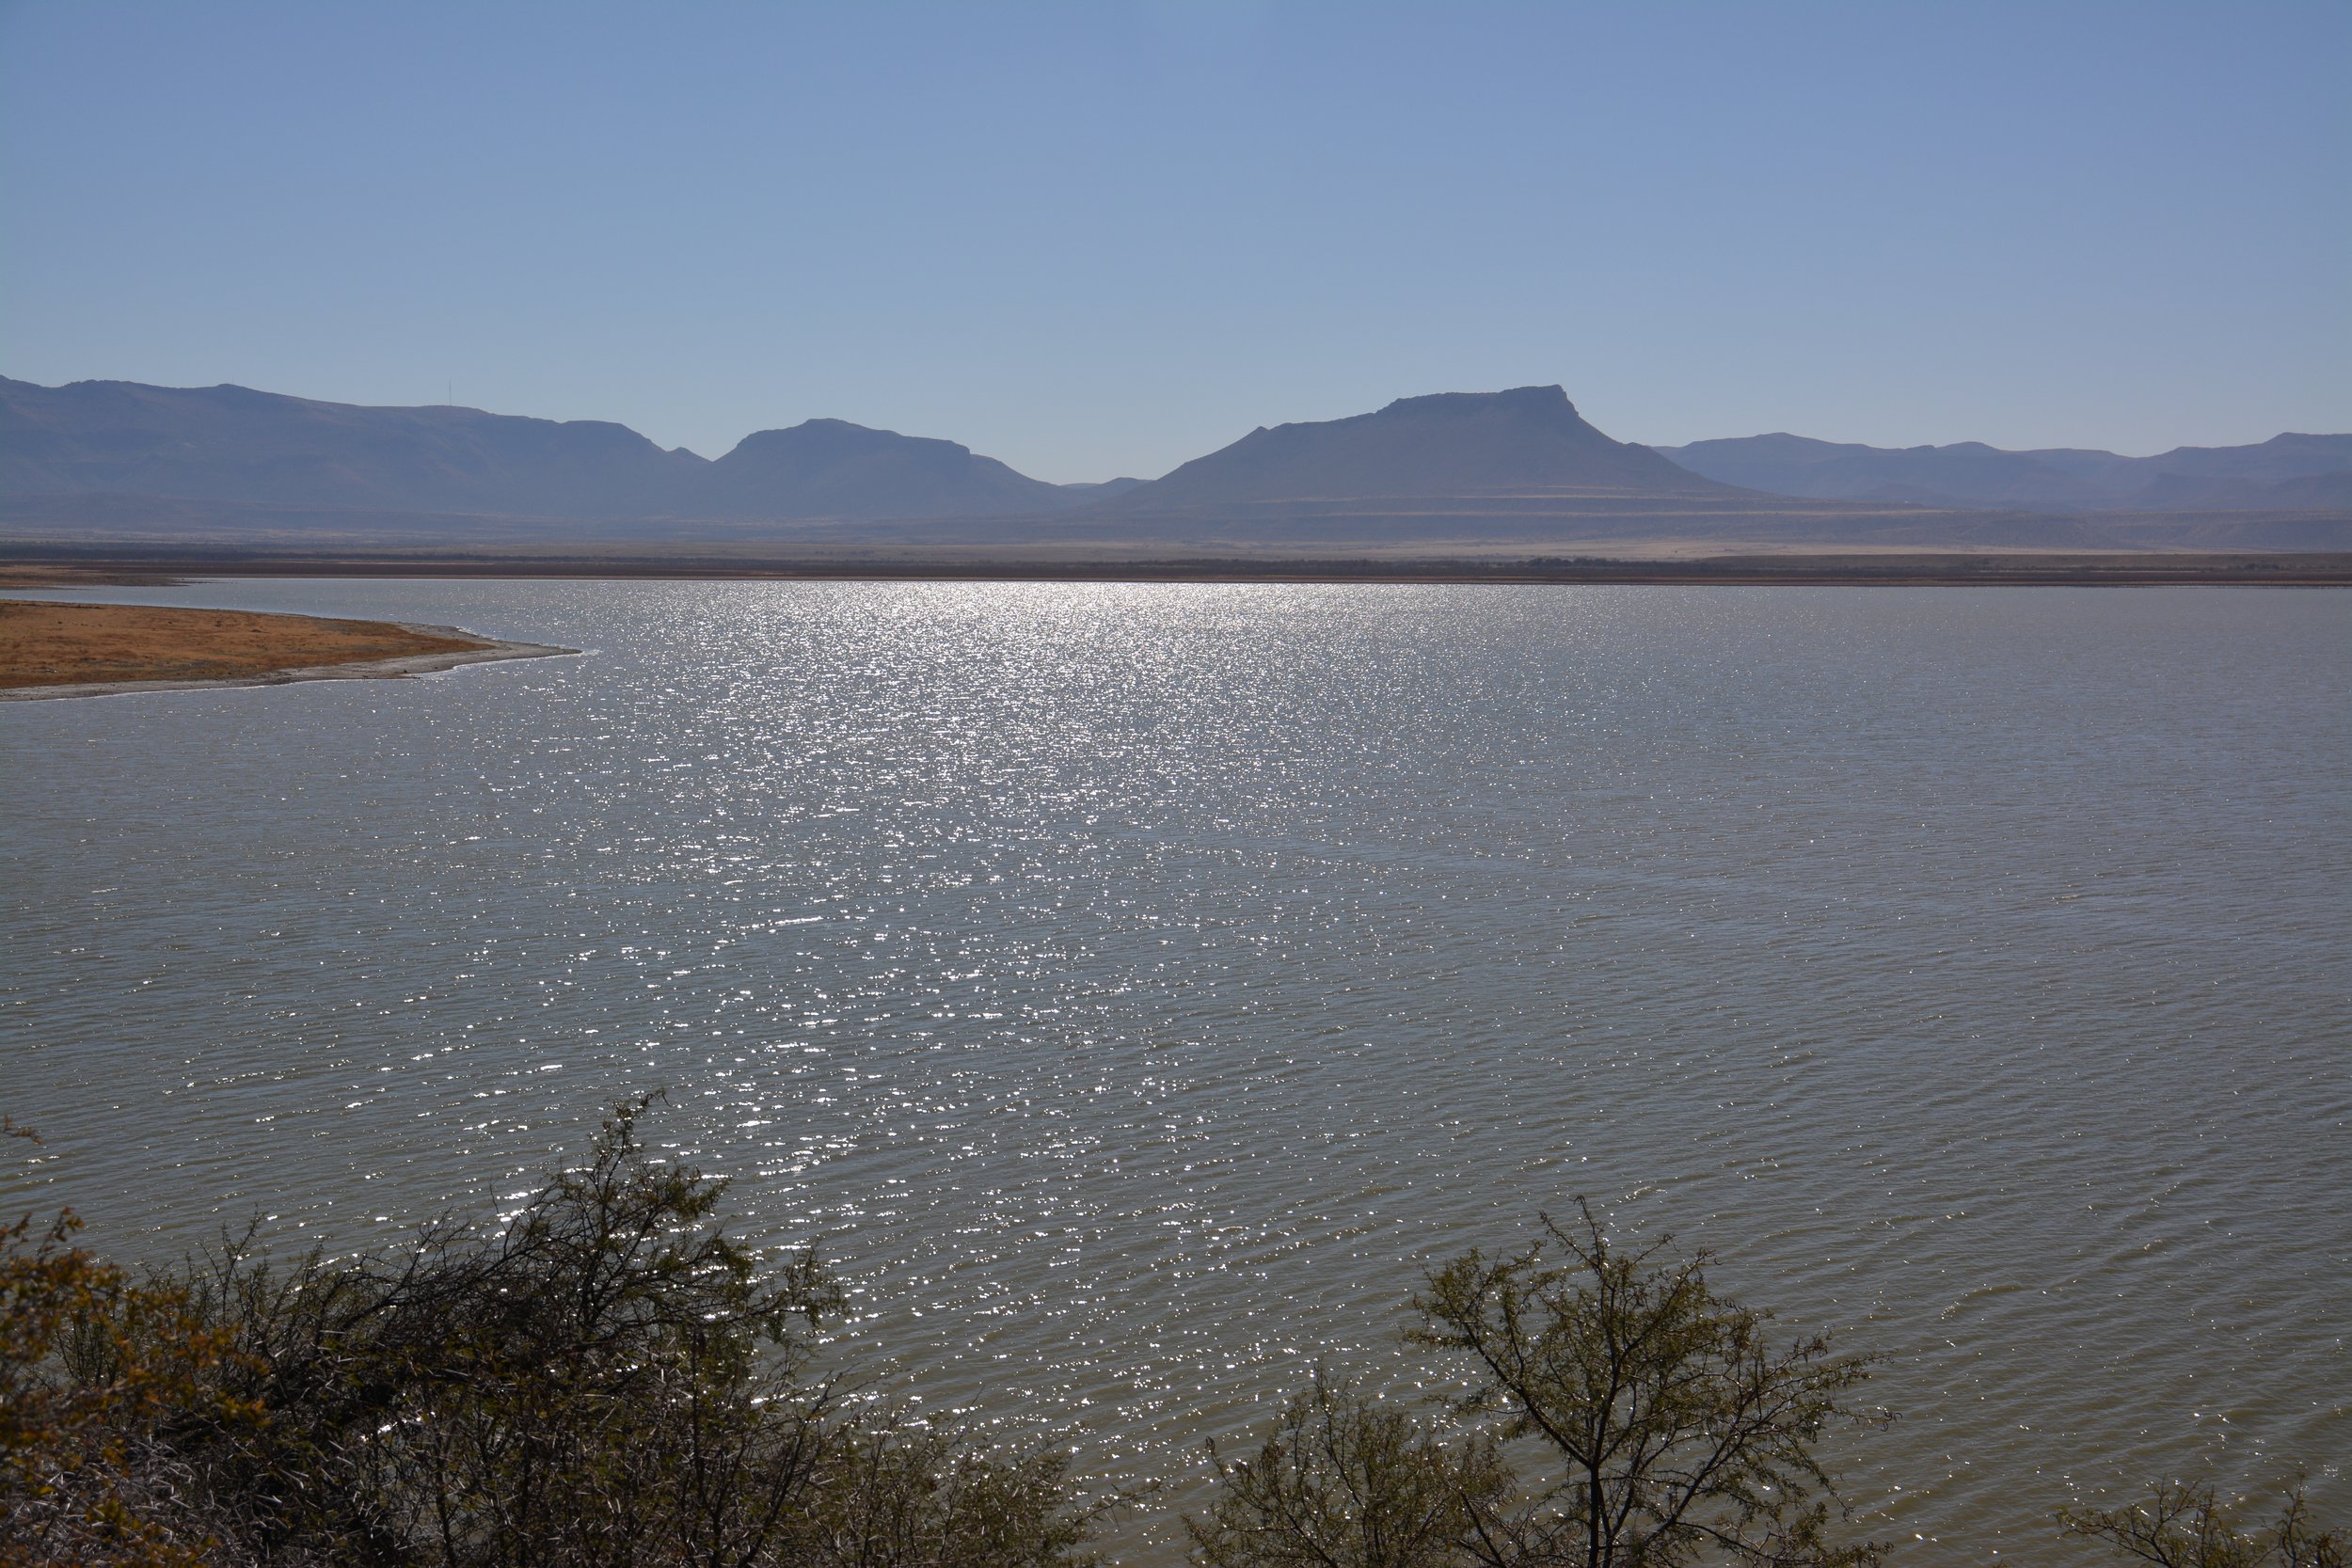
xmin=0 ymin=377 xmax=1097 ymax=525
xmin=1658 ymin=431 xmax=2352 ymax=513
xmin=0 ymin=376 xmax=701 ymax=518
xmin=696 ymin=418 xmax=1072 ymax=518
xmin=3 ymin=375 xmax=2344 ymax=552
xmin=1112 ymin=385 xmax=1734 ymax=508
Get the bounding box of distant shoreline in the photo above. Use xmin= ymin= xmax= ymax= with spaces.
xmin=4 ymin=549 xmax=2349 ymax=588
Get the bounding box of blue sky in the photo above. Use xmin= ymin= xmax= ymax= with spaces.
xmin=3 ymin=1 xmax=2345 ymax=481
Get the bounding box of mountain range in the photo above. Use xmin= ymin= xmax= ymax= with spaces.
xmin=4 ymin=374 xmax=2346 ymax=552
xmin=0 ymin=376 xmax=1127 ymax=522
xmin=1658 ymin=432 xmax=2352 ymax=514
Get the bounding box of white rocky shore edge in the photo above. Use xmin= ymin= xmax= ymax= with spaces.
xmin=0 ymin=621 xmax=580 ymax=703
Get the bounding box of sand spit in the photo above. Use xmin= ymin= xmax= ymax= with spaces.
xmin=0 ymin=600 xmax=575 ymax=702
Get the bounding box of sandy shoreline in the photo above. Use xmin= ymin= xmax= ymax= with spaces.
xmin=0 ymin=610 xmax=576 ymax=703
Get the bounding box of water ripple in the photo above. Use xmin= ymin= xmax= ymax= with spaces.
xmin=3 ymin=580 xmax=2346 ymax=1564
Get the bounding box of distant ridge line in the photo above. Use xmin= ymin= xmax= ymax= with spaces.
xmin=3 ymin=374 xmax=2345 ymax=552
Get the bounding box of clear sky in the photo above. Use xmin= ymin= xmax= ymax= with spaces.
xmin=3 ymin=1 xmax=2346 ymax=482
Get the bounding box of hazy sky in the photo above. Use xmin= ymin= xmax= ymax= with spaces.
xmin=4 ymin=2 xmax=2346 ymax=482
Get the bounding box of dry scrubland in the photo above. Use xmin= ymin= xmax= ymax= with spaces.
xmin=0 ymin=600 xmax=489 ymax=690
xmin=4 ymin=1103 xmax=2340 ymax=1568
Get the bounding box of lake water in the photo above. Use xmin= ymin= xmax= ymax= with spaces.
xmin=3 ymin=578 xmax=2345 ymax=1562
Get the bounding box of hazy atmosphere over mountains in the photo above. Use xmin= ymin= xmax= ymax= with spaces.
xmin=1661 ymin=431 xmax=2352 ymax=514
xmin=4 ymin=373 xmax=2347 ymax=554
xmin=0 ymin=376 xmax=1112 ymax=525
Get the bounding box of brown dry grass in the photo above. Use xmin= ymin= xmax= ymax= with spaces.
xmin=0 ymin=599 xmax=488 ymax=689
xmin=0 ymin=565 xmax=183 ymax=588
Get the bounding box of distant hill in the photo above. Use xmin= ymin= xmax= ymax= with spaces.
xmin=694 ymin=418 xmax=1073 ymax=519
xmin=1657 ymin=431 xmax=2352 ymax=513
xmin=3 ymin=374 xmax=2344 ymax=553
xmin=0 ymin=377 xmax=1096 ymax=526
xmin=2261 ymin=469 xmax=2352 ymax=510
xmin=0 ymin=376 xmax=702 ymax=518
xmin=1112 ymin=385 xmax=1737 ymax=509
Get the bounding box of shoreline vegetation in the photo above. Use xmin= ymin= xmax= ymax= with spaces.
xmin=0 ymin=599 xmax=574 ymax=701
xmin=2 ymin=1105 xmax=2338 ymax=1568
xmin=3 ymin=549 xmax=2351 ymax=587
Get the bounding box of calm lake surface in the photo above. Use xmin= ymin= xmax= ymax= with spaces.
xmin=4 ymin=579 xmax=2346 ymax=1561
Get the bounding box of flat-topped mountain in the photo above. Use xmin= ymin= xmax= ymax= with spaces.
xmin=1658 ymin=431 xmax=2352 ymax=513
xmin=696 ymin=419 xmax=1073 ymax=518
xmin=1113 ymin=385 xmax=1738 ymax=509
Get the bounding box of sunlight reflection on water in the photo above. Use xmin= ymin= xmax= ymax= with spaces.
xmin=3 ymin=579 xmax=2346 ymax=1563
